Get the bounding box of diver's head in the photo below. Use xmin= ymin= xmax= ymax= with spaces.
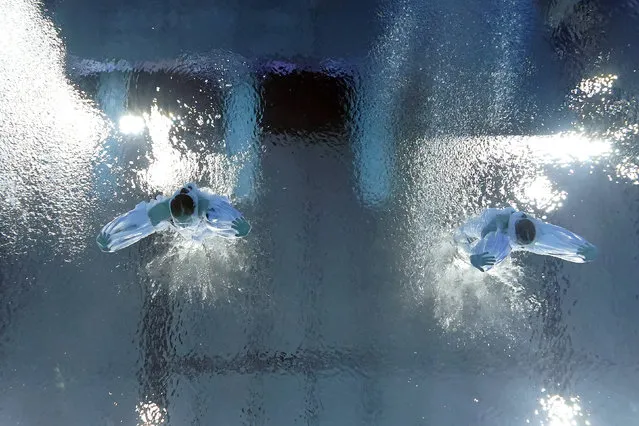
xmin=170 ymin=193 xmax=195 ymax=226
xmin=515 ymin=217 xmax=536 ymax=245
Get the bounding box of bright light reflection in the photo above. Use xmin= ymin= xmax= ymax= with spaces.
xmin=516 ymin=175 xmax=566 ymax=213
xmin=529 ymin=392 xmax=591 ymax=426
xmin=0 ymin=0 xmax=109 ymax=255
xmin=606 ymin=122 xmax=639 ymax=142
xmin=119 ymin=114 xmax=146 ymax=135
xmin=136 ymin=401 xmax=166 ymax=426
xmin=616 ymin=160 xmax=639 ymax=184
xmin=574 ymin=74 xmax=618 ymax=98
xmin=139 ymin=105 xmax=236 ymax=195
xmin=140 ymin=105 xmax=196 ymax=192
xmin=522 ymin=132 xmax=611 ymax=165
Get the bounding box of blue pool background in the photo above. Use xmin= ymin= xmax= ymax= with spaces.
xmin=1 ymin=0 xmax=639 ymax=424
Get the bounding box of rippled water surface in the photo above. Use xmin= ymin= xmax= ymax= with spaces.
xmin=2 ymin=0 xmax=639 ymax=424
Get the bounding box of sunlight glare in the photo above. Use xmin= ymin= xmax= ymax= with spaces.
xmin=136 ymin=401 xmax=166 ymax=426
xmin=119 ymin=114 xmax=146 ymax=135
xmin=515 ymin=175 xmax=566 ymax=213
xmin=530 ymin=393 xmax=592 ymax=426
xmin=524 ymin=132 xmax=611 ymax=165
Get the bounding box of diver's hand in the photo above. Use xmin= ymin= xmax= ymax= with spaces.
xmin=577 ymin=243 xmax=598 ymax=262
xmin=470 ymin=252 xmax=496 ymax=272
xmin=231 ymin=217 xmax=251 ymax=238
xmin=96 ymin=230 xmax=112 ymax=252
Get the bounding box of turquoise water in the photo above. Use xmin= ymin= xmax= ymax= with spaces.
xmin=1 ymin=0 xmax=639 ymax=424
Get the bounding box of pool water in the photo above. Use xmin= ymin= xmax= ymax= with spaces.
xmin=1 ymin=0 xmax=639 ymax=424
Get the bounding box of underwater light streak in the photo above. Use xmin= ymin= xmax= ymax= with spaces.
xmin=138 ymin=105 xmax=201 ymax=193
xmin=523 ymin=132 xmax=611 ymax=165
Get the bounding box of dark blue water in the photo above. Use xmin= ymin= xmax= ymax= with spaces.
xmin=1 ymin=0 xmax=639 ymax=424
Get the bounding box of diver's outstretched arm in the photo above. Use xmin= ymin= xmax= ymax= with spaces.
xmin=525 ymin=220 xmax=598 ymax=263
xmin=455 ymin=207 xmax=513 ymax=264
xmin=454 ymin=212 xmax=489 ymax=255
xmin=457 ymin=207 xmax=515 ymax=241
xmin=96 ymin=198 xmax=170 ymax=252
xmin=469 ymin=230 xmax=512 ymax=272
xmin=200 ymin=193 xmax=251 ymax=239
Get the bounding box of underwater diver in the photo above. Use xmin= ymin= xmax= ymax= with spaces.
xmin=96 ymin=182 xmax=251 ymax=253
xmin=455 ymin=207 xmax=598 ymax=272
